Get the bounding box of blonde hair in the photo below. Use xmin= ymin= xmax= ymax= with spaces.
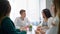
xmin=53 ymin=0 xmax=60 ymax=34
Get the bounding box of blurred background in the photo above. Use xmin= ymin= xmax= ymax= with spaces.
xmin=8 ymin=0 xmax=52 ymax=26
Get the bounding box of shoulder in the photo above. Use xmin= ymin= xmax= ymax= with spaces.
xmin=1 ymin=17 xmax=15 ymax=29
xmin=2 ymin=17 xmax=11 ymax=22
xmin=15 ymin=17 xmax=21 ymax=20
xmin=53 ymin=16 xmax=59 ymax=23
xmin=48 ymin=17 xmax=53 ymax=21
xmin=1 ymin=17 xmax=13 ymax=26
xmin=25 ymin=17 xmax=28 ymax=19
xmin=48 ymin=17 xmax=54 ymax=23
xmin=48 ymin=17 xmax=53 ymax=20
xmin=24 ymin=17 xmax=29 ymax=20
xmin=15 ymin=17 xmax=20 ymax=19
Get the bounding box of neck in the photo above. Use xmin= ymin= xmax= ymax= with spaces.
xmin=44 ymin=18 xmax=48 ymax=22
xmin=21 ymin=17 xmax=24 ymax=20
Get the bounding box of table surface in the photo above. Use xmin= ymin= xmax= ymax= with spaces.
xmin=27 ymin=26 xmax=37 ymax=34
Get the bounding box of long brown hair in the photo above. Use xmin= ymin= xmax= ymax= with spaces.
xmin=0 ymin=0 xmax=11 ymax=24
xmin=53 ymin=0 xmax=60 ymax=34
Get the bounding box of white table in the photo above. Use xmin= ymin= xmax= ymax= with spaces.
xmin=27 ymin=26 xmax=37 ymax=34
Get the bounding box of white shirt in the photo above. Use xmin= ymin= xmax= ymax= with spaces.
xmin=14 ymin=17 xmax=30 ymax=29
xmin=48 ymin=17 xmax=54 ymax=28
xmin=46 ymin=16 xmax=59 ymax=34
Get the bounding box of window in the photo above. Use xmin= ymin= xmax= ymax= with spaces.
xmin=9 ymin=0 xmax=46 ymax=24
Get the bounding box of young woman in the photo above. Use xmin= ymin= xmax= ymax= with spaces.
xmin=35 ymin=9 xmax=52 ymax=34
xmin=42 ymin=9 xmax=52 ymax=28
xmin=46 ymin=0 xmax=60 ymax=34
xmin=53 ymin=0 xmax=60 ymax=34
xmin=0 ymin=0 xmax=26 ymax=34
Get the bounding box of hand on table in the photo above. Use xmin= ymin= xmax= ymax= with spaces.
xmin=35 ymin=26 xmax=45 ymax=34
xmin=20 ymin=27 xmax=27 ymax=31
xmin=40 ymin=30 xmax=45 ymax=34
xmin=35 ymin=26 xmax=41 ymax=34
xmin=35 ymin=30 xmax=41 ymax=34
xmin=35 ymin=30 xmax=45 ymax=34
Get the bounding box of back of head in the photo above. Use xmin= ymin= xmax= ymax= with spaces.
xmin=0 ymin=0 xmax=11 ymax=24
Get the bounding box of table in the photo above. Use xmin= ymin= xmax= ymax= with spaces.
xmin=27 ymin=26 xmax=48 ymax=34
xmin=27 ymin=26 xmax=37 ymax=34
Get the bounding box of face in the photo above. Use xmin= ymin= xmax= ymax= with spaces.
xmin=42 ymin=12 xmax=46 ymax=19
xmin=21 ymin=12 xmax=26 ymax=18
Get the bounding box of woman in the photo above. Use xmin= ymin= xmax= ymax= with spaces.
xmin=35 ymin=9 xmax=52 ymax=34
xmin=0 ymin=0 xmax=26 ymax=34
xmin=42 ymin=9 xmax=52 ymax=28
xmin=53 ymin=0 xmax=60 ymax=34
xmin=46 ymin=0 xmax=60 ymax=34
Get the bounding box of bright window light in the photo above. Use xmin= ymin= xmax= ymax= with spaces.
xmin=8 ymin=0 xmax=46 ymax=23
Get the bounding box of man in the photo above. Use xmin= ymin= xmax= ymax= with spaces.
xmin=14 ymin=9 xmax=30 ymax=31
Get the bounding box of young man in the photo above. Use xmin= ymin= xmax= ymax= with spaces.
xmin=14 ymin=9 xmax=30 ymax=31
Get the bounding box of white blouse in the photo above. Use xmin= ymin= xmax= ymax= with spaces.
xmin=48 ymin=17 xmax=54 ymax=28
xmin=46 ymin=16 xmax=59 ymax=34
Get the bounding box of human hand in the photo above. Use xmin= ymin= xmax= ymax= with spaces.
xmin=37 ymin=26 xmax=42 ymax=31
xmin=42 ymin=26 xmax=49 ymax=29
xmin=35 ymin=30 xmax=41 ymax=34
xmin=36 ymin=26 xmax=45 ymax=34
xmin=40 ymin=30 xmax=45 ymax=34
xmin=52 ymin=22 xmax=56 ymax=26
xmin=20 ymin=27 xmax=27 ymax=31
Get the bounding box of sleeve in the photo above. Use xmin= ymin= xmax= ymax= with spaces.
xmin=2 ymin=18 xmax=26 ymax=34
xmin=48 ymin=17 xmax=53 ymax=28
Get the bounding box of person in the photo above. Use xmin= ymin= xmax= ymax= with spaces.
xmin=42 ymin=9 xmax=53 ymax=29
xmin=0 ymin=0 xmax=26 ymax=34
xmin=46 ymin=0 xmax=60 ymax=34
xmin=35 ymin=9 xmax=53 ymax=34
xmin=53 ymin=0 xmax=60 ymax=34
xmin=14 ymin=9 xmax=30 ymax=31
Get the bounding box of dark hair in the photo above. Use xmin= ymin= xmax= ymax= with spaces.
xmin=20 ymin=9 xmax=25 ymax=14
xmin=42 ymin=9 xmax=52 ymax=18
xmin=0 ymin=0 xmax=11 ymax=24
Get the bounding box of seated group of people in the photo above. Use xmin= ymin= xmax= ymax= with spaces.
xmin=0 ymin=0 xmax=60 ymax=34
